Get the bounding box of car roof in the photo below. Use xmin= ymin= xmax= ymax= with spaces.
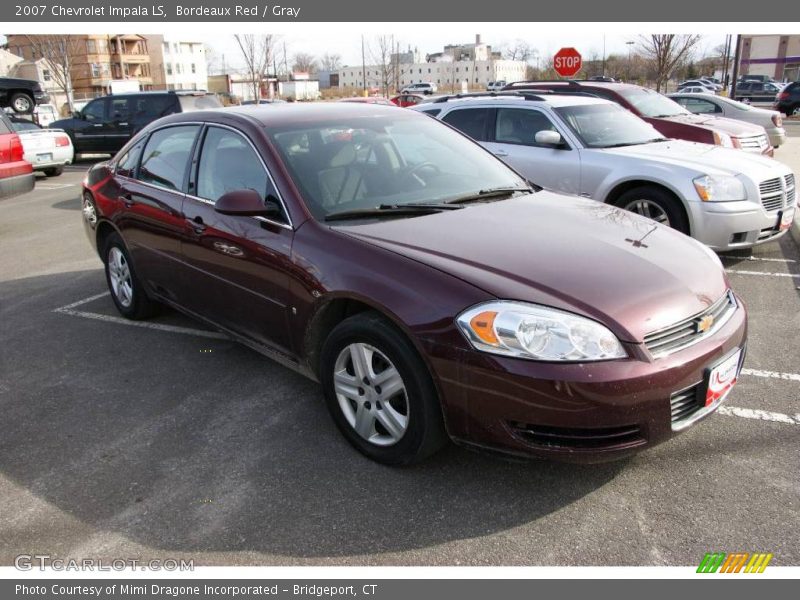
xmin=417 ymin=93 xmax=611 ymax=109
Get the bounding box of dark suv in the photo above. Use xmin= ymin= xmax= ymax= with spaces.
xmin=733 ymin=80 xmax=783 ymax=104
xmin=51 ymin=91 xmax=222 ymax=154
xmin=774 ymin=81 xmax=800 ymax=116
xmin=0 ymin=77 xmax=50 ymax=114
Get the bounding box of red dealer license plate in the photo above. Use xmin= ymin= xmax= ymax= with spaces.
xmin=705 ymin=348 xmax=742 ymax=406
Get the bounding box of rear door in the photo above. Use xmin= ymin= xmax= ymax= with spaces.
xmin=483 ymin=107 xmax=581 ymax=195
xmin=179 ymin=124 xmax=294 ymax=351
xmin=115 ymin=124 xmax=200 ymax=303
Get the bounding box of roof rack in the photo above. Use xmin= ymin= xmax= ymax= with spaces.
xmin=432 ymin=89 xmax=598 ymax=103
xmin=505 ymin=80 xmax=583 ymax=88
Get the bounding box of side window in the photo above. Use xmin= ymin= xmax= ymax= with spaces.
xmin=197 ymin=127 xmax=278 ymax=205
xmin=137 ymin=125 xmax=199 ymax=191
xmin=133 ymin=95 xmax=177 ymax=120
xmin=442 ymin=108 xmax=490 ymax=140
xmin=495 ymin=108 xmax=559 ymax=146
xmin=109 ymin=98 xmax=131 ymax=121
xmin=115 ymin=139 xmax=145 ymax=178
xmin=82 ymin=99 xmax=106 ymax=122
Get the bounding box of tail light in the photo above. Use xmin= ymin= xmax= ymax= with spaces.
xmin=9 ymin=135 xmax=24 ymax=162
xmin=55 ymin=136 xmax=71 ymax=147
xmin=772 ymin=114 xmax=783 ymax=127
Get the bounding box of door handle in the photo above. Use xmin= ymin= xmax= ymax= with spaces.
xmin=188 ymin=215 xmax=206 ymax=233
xmin=118 ymin=122 xmax=129 ymax=126
xmin=493 ymin=150 xmax=509 ymax=157
xmin=121 ymin=192 xmax=134 ymax=207
xmin=93 ymin=124 xmax=103 ymax=127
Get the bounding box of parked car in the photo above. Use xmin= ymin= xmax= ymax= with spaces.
xmin=738 ymin=75 xmax=776 ymax=84
xmin=415 ymin=93 xmax=795 ymax=250
xmin=339 ymin=97 xmax=394 ymax=105
xmin=486 ymin=81 xmax=508 ymax=91
xmin=733 ymin=81 xmax=783 ymax=104
xmin=33 ymin=103 xmax=59 ymax=127
xmin=669 ymin=93 xmax=786 ymax=148
xmin=678 ymin=80 xmax=719 ymax=92
xmin=0 ymin=77 xmax=49 ymax=114
xmin=390 ymin=93 xmax=426 ymax=107
xmin=50 ymin=90 xmax=222 ymax=155
xmin=774 ymin=81 xmax=800 ymax=116
xmin=400 ymin=82 xmax=437 ymax=95
xmin=505 ymin=81 xmax=775 ymax=156
xmin=588 ymin=76 xmax=617 ymax=82
xmin=0 ymin=111 xmax=34 ymax=199
xmin=677 ymin=86 xmax=714 ymax=95
xmin=8 ymin=116 xmax=74 ymax=176
xmin=81 ymin=103 xmax=749 ymax=464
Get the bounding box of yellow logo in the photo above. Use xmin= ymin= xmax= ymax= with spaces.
xmin=697 ymin=314 xmax=715 ymax=333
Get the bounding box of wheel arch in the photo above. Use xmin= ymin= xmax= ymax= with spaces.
xmin=603 ymin=178 xmax=693 ymax=235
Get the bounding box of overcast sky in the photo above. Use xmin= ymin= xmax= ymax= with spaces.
xmin=207 ymin=30 xmax=729 ymax=71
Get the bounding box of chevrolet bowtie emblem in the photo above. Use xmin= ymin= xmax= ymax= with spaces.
xmin=697 ymin=314 xmax=715 ymax=333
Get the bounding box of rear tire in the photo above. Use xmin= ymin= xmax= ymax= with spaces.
xmin=10 ymin=92 xmax=34 ymax=114
xmin=616 ymin=185 xmax=689 ymax=235
xmin=103 ymin=232 xmax=158 ymax=320
xmin=44 ymin=167 xmax=63 ymax=177
xmin=320 ymin=312 xmax=447 ymax=465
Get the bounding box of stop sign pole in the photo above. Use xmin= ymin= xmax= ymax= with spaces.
xmin=554 ymin=47 xmax=582 ymax=78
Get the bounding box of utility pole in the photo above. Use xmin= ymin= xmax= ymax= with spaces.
xmin=730 ymin=34 xmax=742 ymax=99
xmin=361 ymin=34 xmax=366 ymax=95
xmin=602 ymin=35 xmax=606 ymax=77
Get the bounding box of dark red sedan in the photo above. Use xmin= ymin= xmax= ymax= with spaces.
xmin=81 ymin=104 xmax=747 ymax=465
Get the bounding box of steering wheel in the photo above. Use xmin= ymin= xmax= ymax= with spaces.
xmin=404 ymin=161 xmax=442 ymax=180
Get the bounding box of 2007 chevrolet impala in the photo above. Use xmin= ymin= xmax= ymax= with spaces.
xmin=81 ymin=103 xmax=747 ymax=464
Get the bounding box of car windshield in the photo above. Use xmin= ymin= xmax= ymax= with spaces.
xmin=555 ymin=103 xmax=666 ymax=148
xmin=617 ymin=87 xmax=690 ymax=118
xmin=266 ymin=111 xmax=527 ymax=220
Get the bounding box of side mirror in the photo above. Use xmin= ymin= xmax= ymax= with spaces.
xmin=73 ymin=111 xmax=84 ymax=119
xmin=214 ymin=189 xmax=282 ymax=218
xmin=535 ymin=130 xmax=563 ymax=147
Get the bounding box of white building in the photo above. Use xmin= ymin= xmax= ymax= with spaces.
xmin=0 ymin=48 xmax=23 ymax=77
xmin=146 ymin=34 xmax=208 ymax=91
xmin=337 ymin=59 xmax=526 ymax=91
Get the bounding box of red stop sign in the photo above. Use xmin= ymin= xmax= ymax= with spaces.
xmin=554 ymin=47 xmax=582 ymax=77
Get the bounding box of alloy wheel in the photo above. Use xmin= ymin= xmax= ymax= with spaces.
xmin=12 ymin=96 xmax=32 ymax=113
xmin=82 ymin=194 xmax=97 ymax=225
xmin=107 ymin=246 xmax=133 ymax=308
xmin=623 ymin=199 xmax=671 ymax=226
xmin=333 ymin=343 xmax=409 ymax=446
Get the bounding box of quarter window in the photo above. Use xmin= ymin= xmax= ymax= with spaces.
xmin=197 ymin=127 xmax=278 ymax=205
xmin=82 ymin=99 xmax=105 ymax=122
xmin=137 ymin=125 xmax=199 ymax=191
xmin=116 ymin=140 xmax=145 ymax=178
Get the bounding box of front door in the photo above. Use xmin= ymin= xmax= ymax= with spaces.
xmin=72 ymin=97 xmax=110 ymax=153
xmin=105 ymin=96 xmax=135 ymax=153
xmin=179 ymin=125 xmax=294 ymax=352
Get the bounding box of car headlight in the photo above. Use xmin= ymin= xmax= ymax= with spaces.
xmin=693 ymin=175 xmax=746 ymax=202
xmin=713 ymin=131 xmax=734 ymax=148
xmin=456 ymin=301 xmax=626 ymax=361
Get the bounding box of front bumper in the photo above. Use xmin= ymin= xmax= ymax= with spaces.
xmin=688 ymin=198 xmax=792 ymax=251
xmin=425 ymin=297 xmax=747 ymax=462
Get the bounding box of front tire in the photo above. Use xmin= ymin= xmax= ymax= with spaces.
xmin=320 ymin=312 xmax=447 ymax=465
xmin=103 ymin=232 xmax=158 ymax=320
xmin=616 ymin=185 xmax=689 ymax=234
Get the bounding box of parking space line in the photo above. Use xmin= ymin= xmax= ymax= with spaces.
xmin=53 ymin=292 xmax=228 ymax=340
xmin=36 ymin=183 xmax=76 ymax=190
xmin=718 ymin=406 xmax=800 ymax=425
xmin=721 ymin=256 xmax=796 ymax=263
xmin=740 ymin=367 xmax=800 ymax=383
xmin=725 ymin=269 xmax=800 ymax=279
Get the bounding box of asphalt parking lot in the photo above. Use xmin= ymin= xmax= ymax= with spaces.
xmin=1 ymin=135 xmax=799 ymax=567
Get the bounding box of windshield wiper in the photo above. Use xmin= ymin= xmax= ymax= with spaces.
xmin=599 ymin=137 xmax=669 ymax=149
xmin=324 ymin=203 xmax=460 ymax=222
xmin=444 ymin=186 xmax=534 ymax=205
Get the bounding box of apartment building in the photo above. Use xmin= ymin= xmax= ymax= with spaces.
xmin=146 ymin=34 xmax=208 ymax=91
xmin=5 ymin=34 xmax=153 ymax=100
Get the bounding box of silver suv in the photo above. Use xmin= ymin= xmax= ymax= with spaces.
xmin=401 ymin=82 xmax=437 ymax=95
xmin=413 ymin=92 xmax=796 ymax=251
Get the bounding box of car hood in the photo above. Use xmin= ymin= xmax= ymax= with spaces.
xmin=598 ymin=139 xmax=784 ymax=178
xmin=332 ymin=193 xmax=729 ymax=342
xmin=660 ymin=113 xmax=765 ymax=136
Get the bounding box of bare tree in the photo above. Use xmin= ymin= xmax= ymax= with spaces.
xmin=369 ymin=35 xmax=398 ymax=97
xmin=637 ymin=34 xmax=702 ymax=92
xmin=320 ymin=52 xmax=342 ymax=72
xmin=23 ymin=35 xmax=84 ymax=113
xmin=233 ymin=34 xmax=276 ymax=101
xmin=504 ymin=40 xmax=533 ymax=62
xmin=291 ymin=52 xmax=318 ymax=75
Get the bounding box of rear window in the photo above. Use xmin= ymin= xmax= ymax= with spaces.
xmin=0 ymin=113 xmax=12 ymax=135
xmin=177 ymin=94 xmax=223 ymax=112
xmin=131 ymin=95 xmax=178 ymax=119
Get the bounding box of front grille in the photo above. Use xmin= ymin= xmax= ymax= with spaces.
xmin=738 ymin=133 xmax=769 ymax=151
xmin=786 ymin=174 xmax=796 ymax=207
xmin=670 ymin=383 xmax=703 ymax=423
xmin=508 ymin=422 xmax=645 ymax=450
xmin=644 ymin=291 xmax=737 ymax=357
xmin=759 ymin=177 xmax=784 ymax=212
